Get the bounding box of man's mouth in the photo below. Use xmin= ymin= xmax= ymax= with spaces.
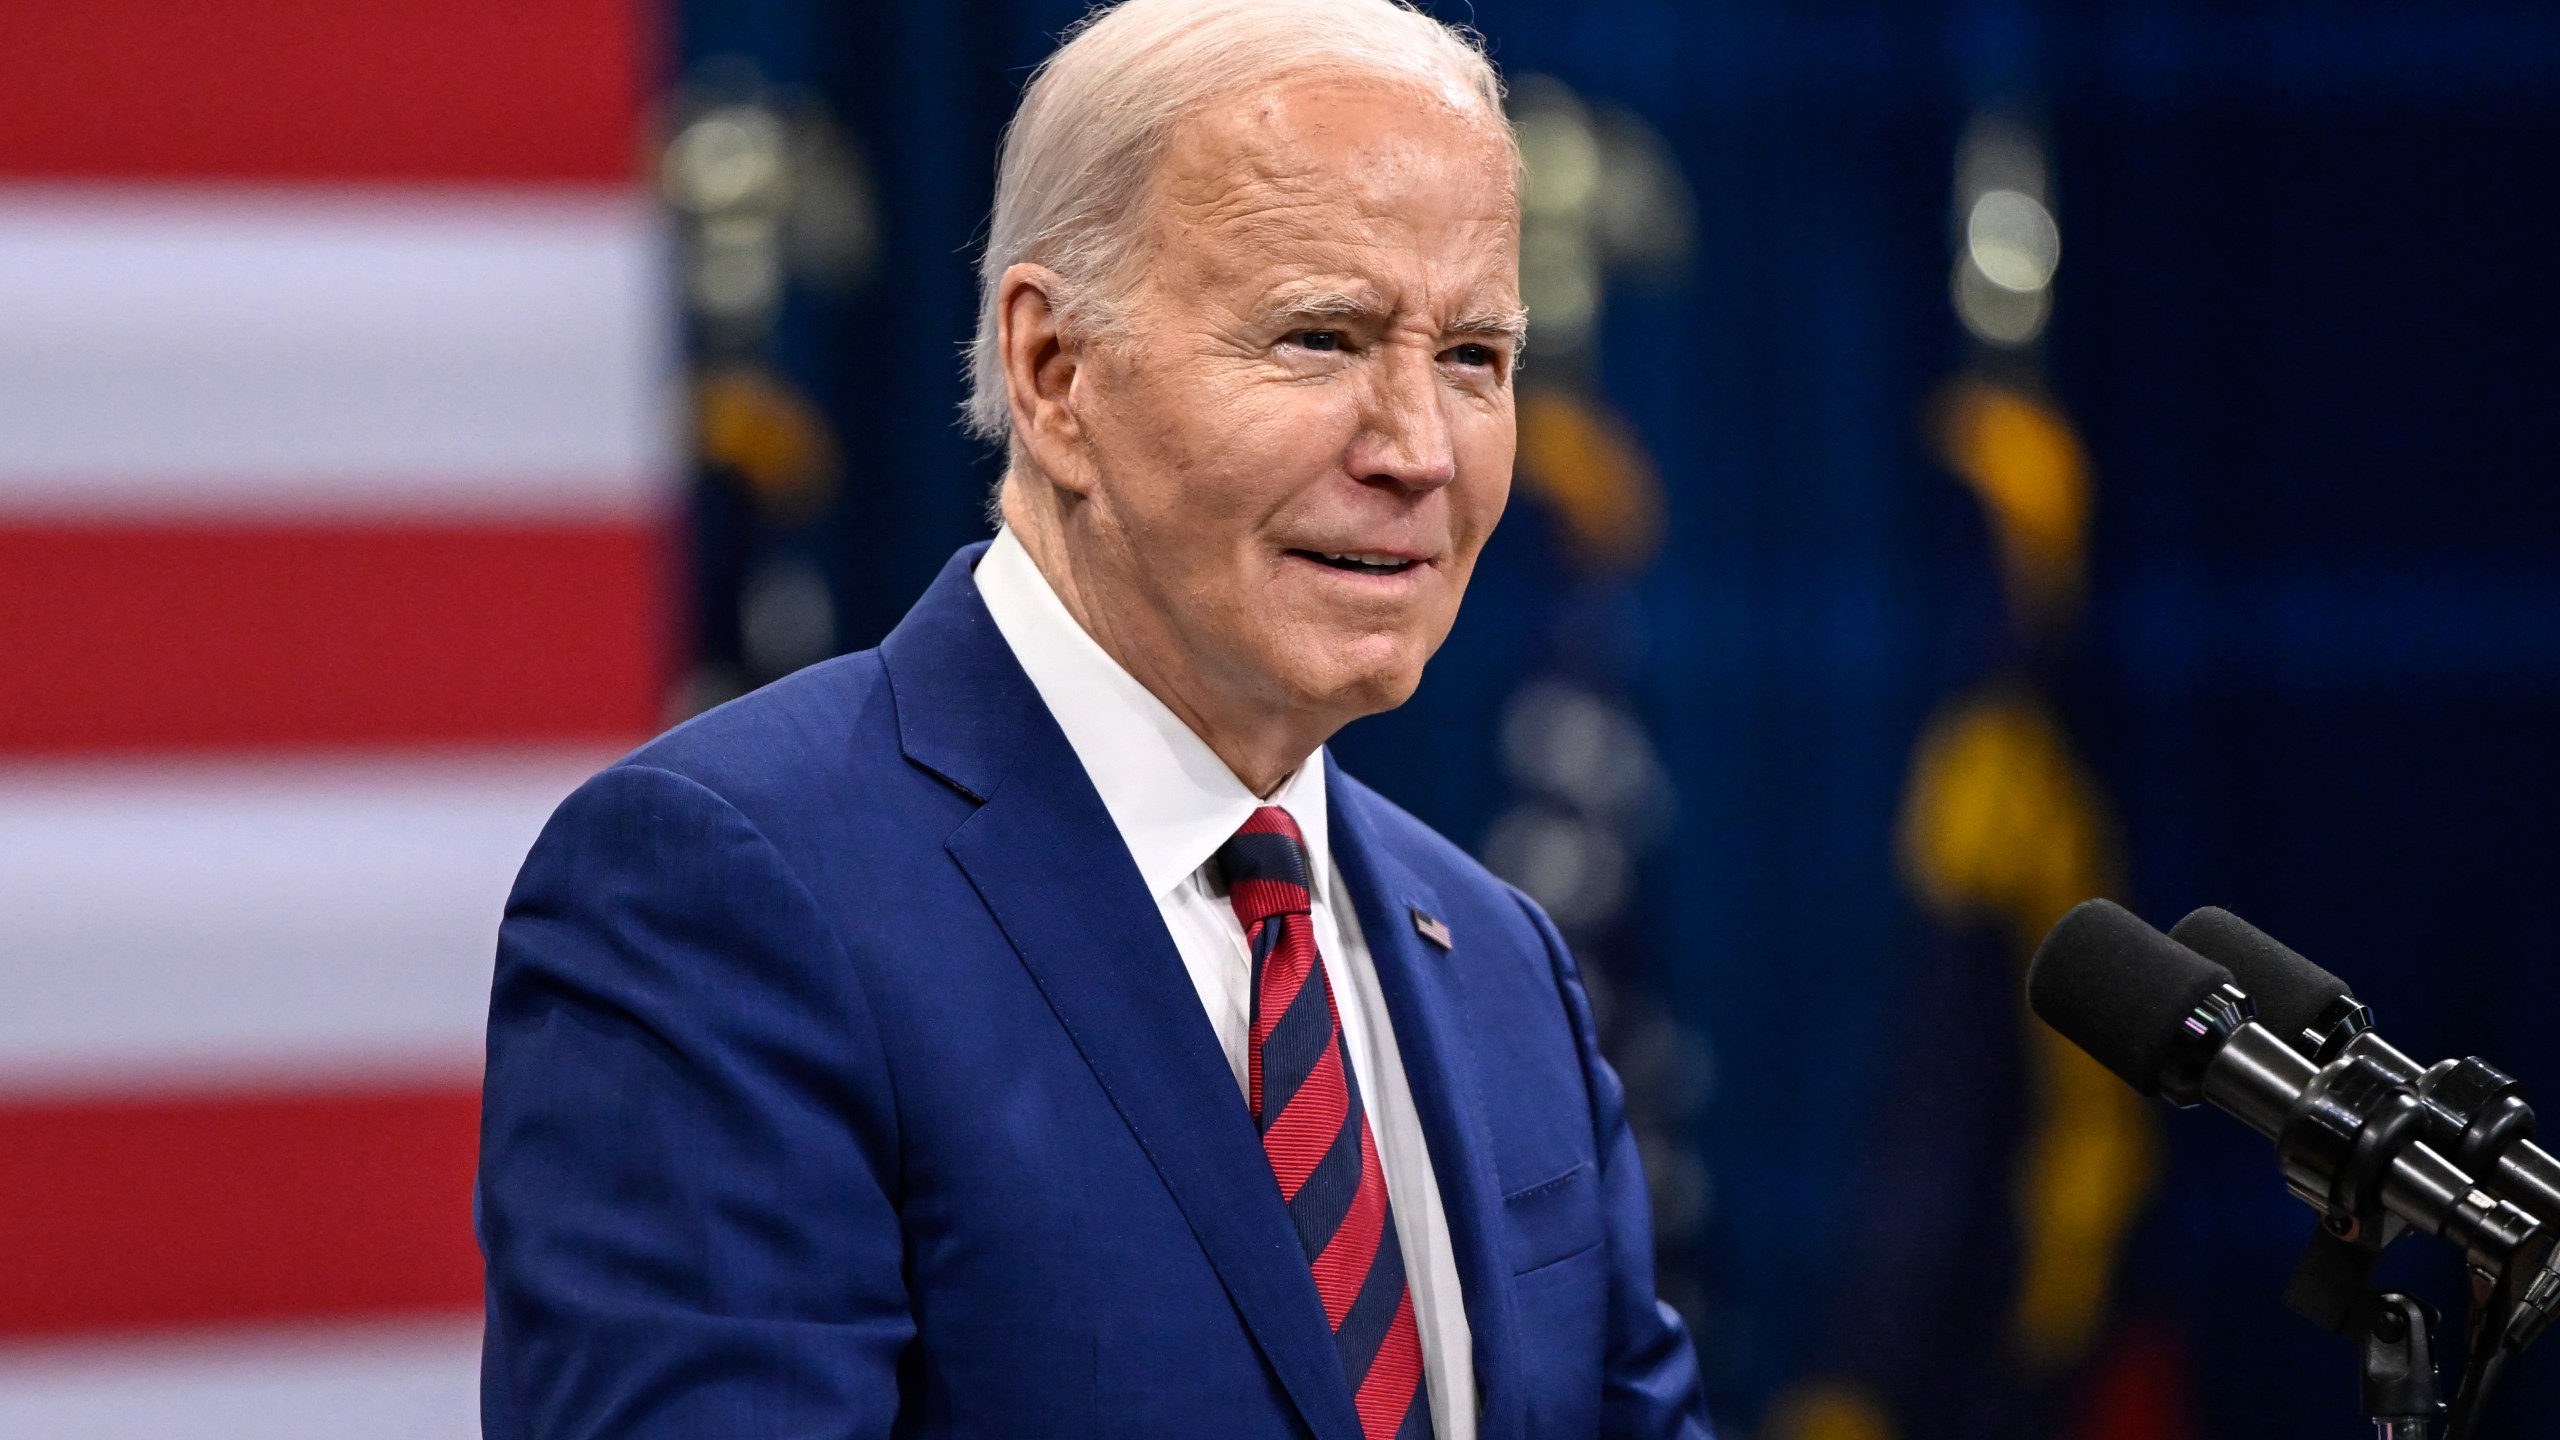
xmin=1287 ymin=549 xmax=1423 ymax=577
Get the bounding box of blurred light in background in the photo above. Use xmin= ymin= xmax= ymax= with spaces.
xmin=1952 ymin=116 xmax=2058 ymax=349
xmin=659 ymin=58 xmax=881 ymax=719
xmin=1476 ymin=70 xmax=1720 ymax=1340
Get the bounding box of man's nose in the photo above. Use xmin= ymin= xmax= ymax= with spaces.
xmin=1346 ymin=344 xmax=1458 ymax=492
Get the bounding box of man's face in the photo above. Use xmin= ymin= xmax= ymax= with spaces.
xmin=1066 ymin=75 xmax=1521 ymax=731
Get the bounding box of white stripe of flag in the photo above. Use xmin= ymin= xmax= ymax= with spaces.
xmin=0 ymin=185 xmax=679 ymax=519
xmin=0 ymin=750 xmax=613 ymax=1096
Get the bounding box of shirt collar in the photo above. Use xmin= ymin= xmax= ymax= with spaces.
xmin=973 ymin=526 xmax=1331 ymax=904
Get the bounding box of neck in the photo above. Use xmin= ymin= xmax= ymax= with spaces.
xmin=1001 ymin=471 xmax=1331 ymax=798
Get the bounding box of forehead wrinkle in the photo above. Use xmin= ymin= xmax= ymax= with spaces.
xmin=1240 ymin=227 xmax=1521 ymax=329
xmin=1193 ymin=147 xmax=1501 ymax=245
xmin=1150 ymin=144 xmax=1352 ymax=281
xmin=1155 ymin=102 xmax=1329 ymax=225
xmin=1187 ymin=191 xmax=1514 ymax=290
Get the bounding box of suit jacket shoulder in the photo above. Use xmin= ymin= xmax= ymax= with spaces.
xmin=611 ymin=648 xmax=960 ymax=844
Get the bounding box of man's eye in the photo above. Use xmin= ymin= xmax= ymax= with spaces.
xmin=1446 ymin=342 xmax=1498 ymax=368
xmin=1291 ymin=330 xmax=1345 ymax=352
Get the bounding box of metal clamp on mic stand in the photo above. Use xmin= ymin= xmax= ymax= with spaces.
xmin=2172 ymin=987 xmax=2480 ymax=1438
xmin=2283 ymin=1004 xmax=2560 ymax=1424
xmin=2027 ymin=902 xmax=2560 ymax=1440
xmin=2251 ymin=1012 xmax=2551 ymax=1439
xmin=2273 ymin=1040 xmax=2549 ymax=1434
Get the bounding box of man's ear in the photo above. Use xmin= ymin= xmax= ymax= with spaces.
xmin=996 ymin=264 xmax=1097 ymax=496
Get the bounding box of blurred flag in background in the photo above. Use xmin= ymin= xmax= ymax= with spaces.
xmin=0 ymin=2 xmax=670 ymax=1434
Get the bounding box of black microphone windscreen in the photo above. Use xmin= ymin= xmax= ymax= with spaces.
xmin=2027 ymin=898 xmax=2238 ymax=1097
xmin=2168 ymin=907 xmax=2352 ymax=1056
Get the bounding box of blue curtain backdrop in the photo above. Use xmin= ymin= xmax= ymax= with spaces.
xmin=664 ymin=1 xmax=2560 ymax=1434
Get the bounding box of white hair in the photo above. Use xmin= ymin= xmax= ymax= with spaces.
xmin=962 ymin=0 xmax=1511 ymax=446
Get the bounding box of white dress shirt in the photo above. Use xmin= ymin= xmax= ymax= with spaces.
xmin=975 ymin=527 xmax=1476 ymax=1437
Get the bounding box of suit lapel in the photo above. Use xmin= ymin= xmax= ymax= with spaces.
xmin=882 ymin=547 xmax=1364 ymax=1440
xmin=1327 ymin=763 xmax=1527 ymax=1440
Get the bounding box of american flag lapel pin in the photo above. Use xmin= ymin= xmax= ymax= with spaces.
xmin=1410 ymin=907 xmax=1453 ymax=951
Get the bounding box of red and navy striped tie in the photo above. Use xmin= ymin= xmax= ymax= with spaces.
xmin=1216 ymin=806 xmax=1431 ymax=1440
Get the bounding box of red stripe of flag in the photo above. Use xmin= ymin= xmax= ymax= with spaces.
xmin=0 ymin=0 xmax=648 ymax=184
xmin=0 ymin=1086 xmax=485 ymax=1338
xmin=0 ymin=519 xmax=673 ymax=753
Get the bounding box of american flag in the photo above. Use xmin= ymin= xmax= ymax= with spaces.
xmin=0 ymin=2 xmax=672 ymax=1433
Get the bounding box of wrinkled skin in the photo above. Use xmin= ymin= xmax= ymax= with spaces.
xmin=997 ymin=74 xmax=1523 ymax=795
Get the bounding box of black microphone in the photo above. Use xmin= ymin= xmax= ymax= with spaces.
xmin=2169 ymin=906 xmax=2560 ymax=1244
xmin=2026 ymin=899 xmax=2547 ymax=1278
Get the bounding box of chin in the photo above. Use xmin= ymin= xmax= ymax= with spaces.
xmin=1281 ymin=637 xmax=1430 ymax=719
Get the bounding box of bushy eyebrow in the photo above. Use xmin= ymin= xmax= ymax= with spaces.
xmin=1264 ymin=290 xmax=1381 ymax=327
xmin=1448 ymin=308 xmax=1530 ymax=349
xmin=1261 ymin=290 xmax=1529 ymax=349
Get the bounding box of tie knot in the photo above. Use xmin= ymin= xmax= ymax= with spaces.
xmin=1216 ymin=806 xmax=1313 ymax=926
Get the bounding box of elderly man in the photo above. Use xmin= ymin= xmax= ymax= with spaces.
xmin=476 ymin=1 xmax=1711 ymax=1436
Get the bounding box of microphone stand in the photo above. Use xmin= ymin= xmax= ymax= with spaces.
xmin=2026 ymin=905 xmax=2560 ymax=1437
xmin=2265 ymin=1054 xmax=2560 ymax=1440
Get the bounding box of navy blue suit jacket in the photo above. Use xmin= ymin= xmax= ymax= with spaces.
xmin=477 ymin=544 xmax=1711 ymax=1439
